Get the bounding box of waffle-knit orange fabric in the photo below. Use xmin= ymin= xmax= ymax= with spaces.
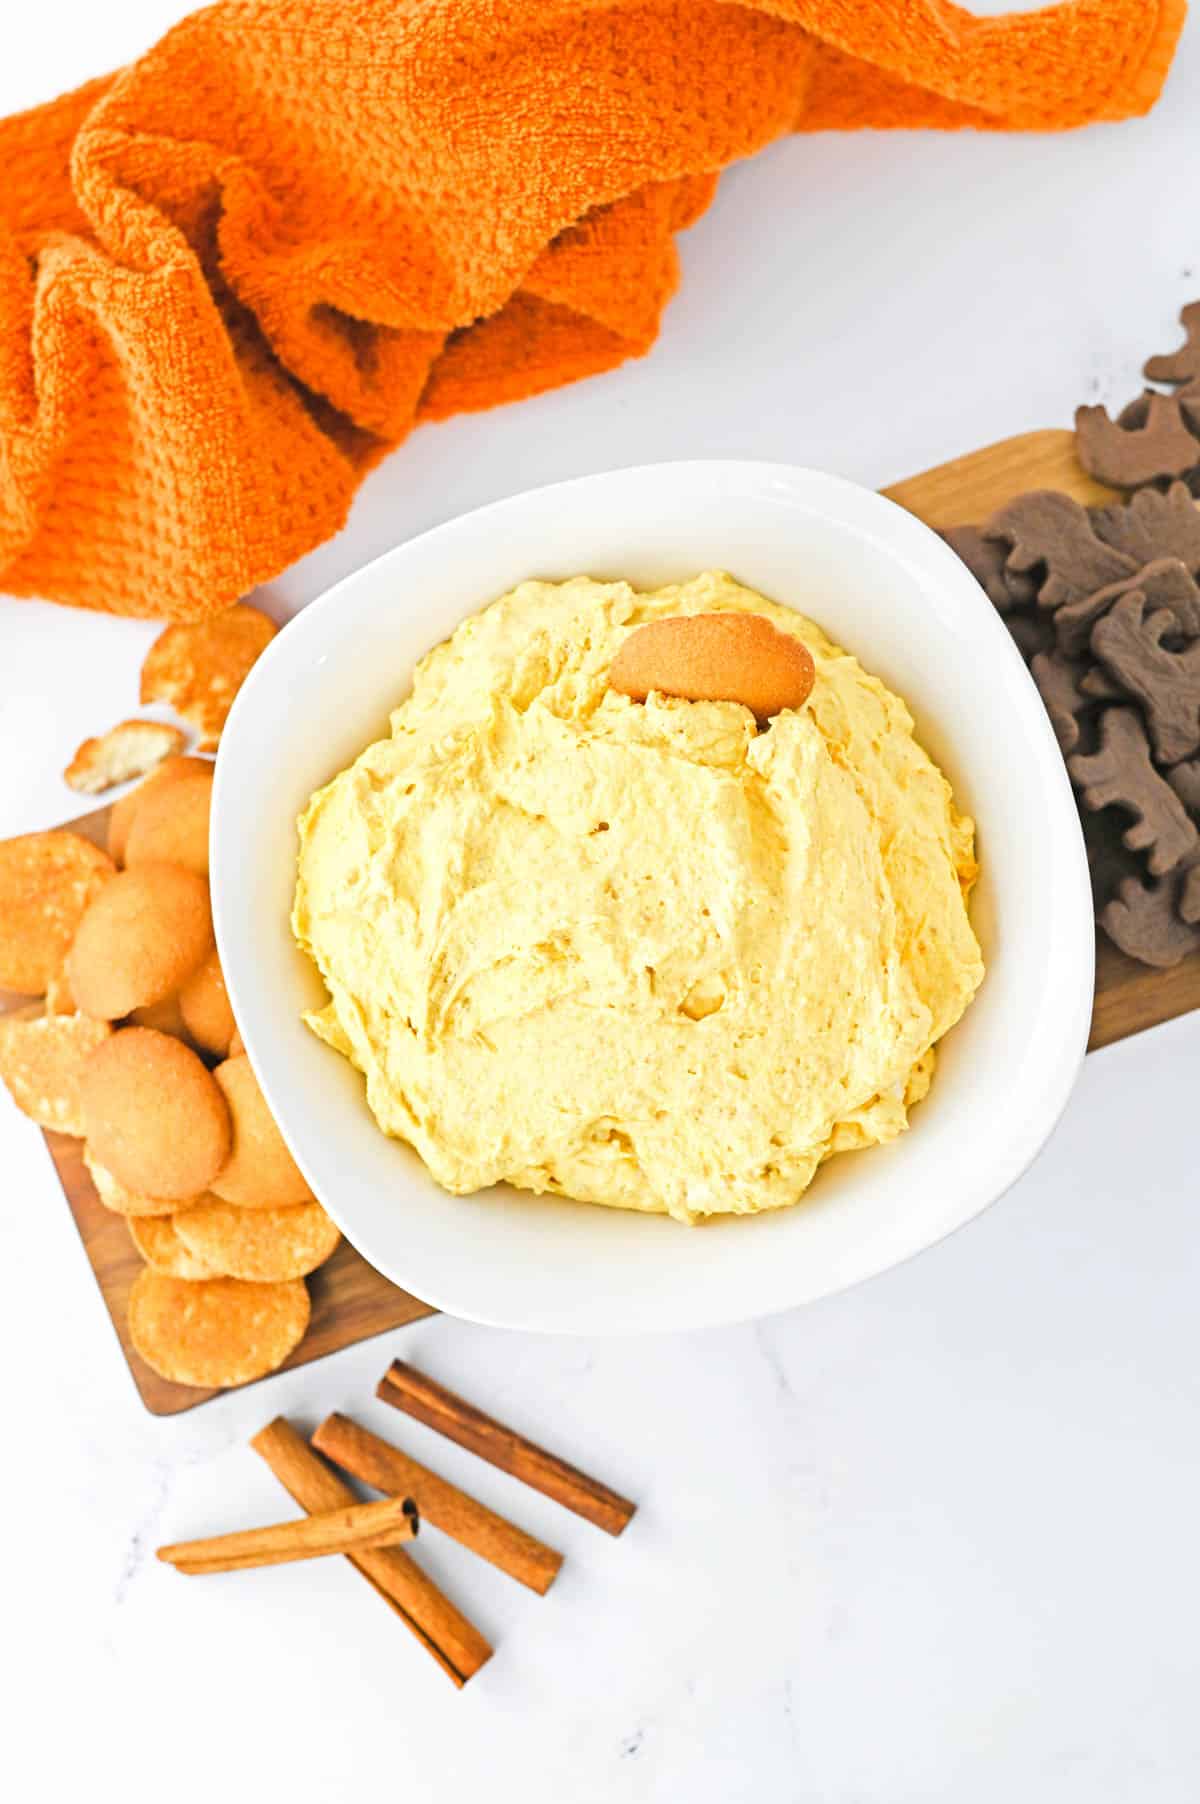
xmin=0 ymin=0 xmax=1186 ymax=620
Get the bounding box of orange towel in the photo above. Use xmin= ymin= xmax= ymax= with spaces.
xmin=0 ymin=0 xmax=1186 ymax=622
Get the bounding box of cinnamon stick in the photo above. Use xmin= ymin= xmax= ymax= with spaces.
xmin=158 ymin=1494 xmax=417 ymax=1575
xmin=250 ymin=1418 xmax=491 ymax=1686
xmin=312 ymin=1412 xmax=562 ymax=1595
xmin=376 ymin=1360 xmax=636 ymax=1537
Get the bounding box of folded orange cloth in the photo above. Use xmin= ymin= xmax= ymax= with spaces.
xmin=0 ymin=0 xmax=1185 ymax=621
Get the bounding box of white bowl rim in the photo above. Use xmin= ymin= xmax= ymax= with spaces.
xmin=212 ymin=457 xmax=1095 ymax=1335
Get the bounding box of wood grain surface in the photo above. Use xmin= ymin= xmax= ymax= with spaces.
xmin=5 ymin=427 xmax=1197 ymax=1413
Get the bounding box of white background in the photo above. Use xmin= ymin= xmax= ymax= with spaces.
xmin=3 ymin=4 xmax=1199 ymax=1799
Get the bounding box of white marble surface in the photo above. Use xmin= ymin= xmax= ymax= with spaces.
xmin=4 ymin=4 xmax=1200 ymax=1799
xmin=4 ymin=1013 xmax=1200 ymax=1800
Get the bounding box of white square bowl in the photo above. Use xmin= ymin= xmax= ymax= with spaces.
xmin=212 ymin=461 xmax=1094 ymax=1334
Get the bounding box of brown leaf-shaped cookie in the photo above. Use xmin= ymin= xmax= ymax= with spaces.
xmin=1102 ymin=862 xmax=1200 ymax=967
xmin=1167 ymin=756 xmax=1200 ymax=812
xmin=1055 ymin=557 xmax=1200 ymax=658
xmin=1144 ymin=301 xmax=1200 ymax=400
xmin=1030 ymin=650 xmax=1097 ymax=755
xmin=1089 ymin=483 xmax=1200 ymax=572
xmin=1067 ymin=708 xmax=1198 ymax=876
xmin=985 ymin=491 xmax=1137 ymax=611
xmin=1075 ymin=394 xmax=1200 ymax=491
xmin=1092 ymin=593 xmax=1200 ymax=765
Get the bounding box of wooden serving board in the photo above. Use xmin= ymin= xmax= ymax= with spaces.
xmin=0 ymin=801 xmax=435 ymax=1417
xmin=42 ymin=1130 xmax=436 ymax=1413
xmin=8 ymin=428 xmax=1200 ymax=1415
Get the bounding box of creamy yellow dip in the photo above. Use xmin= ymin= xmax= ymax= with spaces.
xmin=293 ymin=573 xmax=983 ymax=1223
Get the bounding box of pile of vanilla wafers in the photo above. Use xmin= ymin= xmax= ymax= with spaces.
xmin=0 ymin=607 xmax=337 ymax=1388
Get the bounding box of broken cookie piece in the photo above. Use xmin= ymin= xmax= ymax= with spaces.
xmin=64 ymin=720 xmax=187 ymax=796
